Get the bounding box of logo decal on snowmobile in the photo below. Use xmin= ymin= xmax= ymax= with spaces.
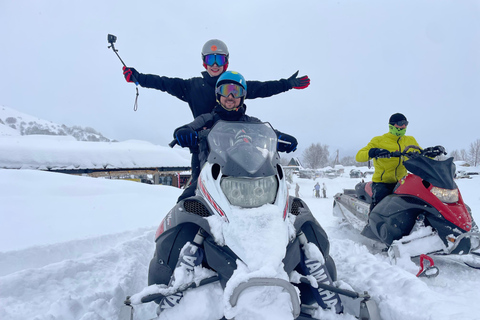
xmin=155 ymin=211 xmax=173 ymax=239
xmin=199 ymin=178 xmax=229 ymax=222
xmin=304 ymin=258 xmax=342 ymax=311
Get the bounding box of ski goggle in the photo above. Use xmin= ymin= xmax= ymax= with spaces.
xmin=390 ymin=120 xmax=409 ymax=127
xmin=216 ymin=84 xmax=246 ymax=98
xmin=204 ymin=54 xmax=227 ymax=66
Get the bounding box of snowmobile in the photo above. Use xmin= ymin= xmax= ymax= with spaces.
xmin=122 ymin=121 xmax=380 ymax=320
xmin=333 ymin=145 xmax=480 ymax=276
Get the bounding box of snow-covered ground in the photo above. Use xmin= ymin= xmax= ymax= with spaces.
xmin=1 ymin=166 xmax=480 ymax=320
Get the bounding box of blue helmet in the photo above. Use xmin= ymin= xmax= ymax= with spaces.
xmin=216 ymin=71 xmax=247 ymax=92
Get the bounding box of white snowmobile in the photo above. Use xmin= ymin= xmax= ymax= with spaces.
xmin=122 ymin=121 xmax=380 ymax=320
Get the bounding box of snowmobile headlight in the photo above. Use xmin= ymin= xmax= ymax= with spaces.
xmin=430 ymin=187 xmax=458 ymax=203
xmin=220 ymin=176 xmax=278 ymax=208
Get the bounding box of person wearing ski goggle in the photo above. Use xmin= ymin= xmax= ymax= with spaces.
xmin=356 ymin=113 xmax=421 ymax=212
xmin=121 ymin=38 xmax=311 ymax=119
xmin=173 ymin=71 xmax=298 ymax=202
xmin=120 ymin=40 xmax=309 ymax=209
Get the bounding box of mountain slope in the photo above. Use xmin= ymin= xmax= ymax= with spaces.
xmin=0 ymin=105 xmax=114 ymax=142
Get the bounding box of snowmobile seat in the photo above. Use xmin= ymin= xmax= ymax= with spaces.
xmin=355 ymin=182 xmax=372 ymax=203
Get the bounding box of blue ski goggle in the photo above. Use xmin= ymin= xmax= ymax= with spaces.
xmin=216 ymin=84 xmax=246 ymax=98
xmin=204 ymin=54 xmax=227 ymax=66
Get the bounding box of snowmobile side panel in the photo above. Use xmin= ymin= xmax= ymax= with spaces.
xmin=283 ymin=237 xmax=302 ymax=274
xmin=149 ymin=222 xmax=201 ymax=287
xmin=155 ymin=197 xmax=214 ymax=241
xmin=368 ymin=195 xmax=424 ymax=245
xmin=203 ymin=236 xmax=239 ymax=288
xmin=292 ymin=201 xmax=330 ymax=255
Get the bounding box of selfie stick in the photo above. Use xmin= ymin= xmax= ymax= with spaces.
xmin=107 ymin=34 xmax=139 ymax=111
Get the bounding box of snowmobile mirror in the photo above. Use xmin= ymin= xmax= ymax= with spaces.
xmin=107 ymin=34 xmax=117 ymax=45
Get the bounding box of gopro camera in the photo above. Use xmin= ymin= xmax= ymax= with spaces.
xmin=107 ymin=34 xmax=117 ymax=44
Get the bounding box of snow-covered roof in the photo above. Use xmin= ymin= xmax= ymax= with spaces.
xmin=0 ymin=135 xmax=190 ymax=170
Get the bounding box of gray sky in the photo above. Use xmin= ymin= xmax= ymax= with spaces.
xmin=1 ymin=0 xmax=479 ymax=158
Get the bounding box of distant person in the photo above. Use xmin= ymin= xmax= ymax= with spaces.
xmin=356 ymin=113 xmax=420 ymax=211
xmin=322 ymin=182 xmax=327 ymax=198
xmin=122 ymin=39 xmax=309 ymax=193
xmin=314 ymin=182 xmax=320 ymax=198
xmin=295 ymin=183 xmax=300 ymax=197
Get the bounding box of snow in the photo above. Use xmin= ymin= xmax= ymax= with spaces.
xmin=1 ymin=135 xmax=480 ymax=320
xmin=0 ymin=135 xmax=190 ymax=170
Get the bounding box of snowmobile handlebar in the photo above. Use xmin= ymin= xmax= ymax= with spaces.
xmin=375 ymin=145 xmax=446 ymax=159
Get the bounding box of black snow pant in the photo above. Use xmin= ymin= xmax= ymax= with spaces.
xmin=370 ymin=182 xmax=397 ymax=212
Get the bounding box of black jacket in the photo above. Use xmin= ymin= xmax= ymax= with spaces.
xmin=136 ymin=71 xmax=292 ymax=118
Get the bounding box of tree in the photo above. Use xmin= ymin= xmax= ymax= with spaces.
xmin=302 ymin=143 xmax=329 ymax=169
xmin=468 ymin=139 xmax=480 ymax=166
xmin=450 ymin=149 xmax=460 ymax=161
xmin=340 ymin=156 xmax=357 ymax=166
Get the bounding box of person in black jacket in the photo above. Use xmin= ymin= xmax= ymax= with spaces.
xmin=123 ymin=39 xmax=307 ymax=190
xmin=173 ymin=71 xmax=298 ymax=202
xmin=122 ymin=39 xmax=310 ymax=118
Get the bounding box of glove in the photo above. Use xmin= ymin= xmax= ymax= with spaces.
xmin=174 ymin=127 xmax=198 ymax=148
xmin=435 ymin=145 xmax=446 ymax=155
xmin=423 ymin=145 xmax=446 ymax=157
xmin=122 ymin=66 xmax=139 ymax=83
xmin=287 ymin=71 xmax=310 ymax=89
xmin=368 ymin=148 xmax=390 ymax=158
xmin=277 ymin=133 xmax=298 ymax=153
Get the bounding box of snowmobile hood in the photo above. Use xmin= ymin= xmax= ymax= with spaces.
xmin=404 ymin=155 xmax=457 ymax=190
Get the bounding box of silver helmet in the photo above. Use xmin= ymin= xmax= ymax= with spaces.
xmin=201 ymin=39 xmax=229 ymax=59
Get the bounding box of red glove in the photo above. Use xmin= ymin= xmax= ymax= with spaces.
xmin=122 ymin=66 xmax=139 ymax=84
xmin=287 ymin=71 xmax=310 ymax=89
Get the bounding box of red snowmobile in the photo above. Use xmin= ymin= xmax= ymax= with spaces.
xmin=333 ymin=146 xmax=480 ymax=275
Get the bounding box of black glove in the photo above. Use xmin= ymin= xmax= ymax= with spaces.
xmin=122 ymin=66 xmax=139 ymax=83
xmin=277 ymin=133 xmax=298 ymax=153
xmin=368 ymin=148 xmax=390 ymax=158
xmin=423 ymin=145 xmax=446 ymax=157
xmin=287 ymin=71 xmax=310 ymax=89
xmin=174 ymin=127 xmax=198 ymax=148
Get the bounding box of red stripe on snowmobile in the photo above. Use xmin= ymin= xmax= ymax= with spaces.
xmin=199 ymin=178 xmax=229 ymax=222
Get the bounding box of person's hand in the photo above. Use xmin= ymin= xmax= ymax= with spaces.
xmin=175 ymin=127 xmax=198 ymax=148
xmin=423 ymin=145 xmax=446 ymax=157
xmin=368 ymin=148 xmax=390 ymax=158
xmin=287 ymin=71 xmax=310 ymax=89
xmin=122 ymin=66 xmax=139 ymax=83
xmin=277 ymin=134 xmax=298 ymax=153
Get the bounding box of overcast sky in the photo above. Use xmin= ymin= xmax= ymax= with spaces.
xmin=1 ymin=0 xmax=479 ymax=157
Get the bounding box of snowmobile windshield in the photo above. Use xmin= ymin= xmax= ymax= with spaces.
xmin=207 ymin=121 xmax=278 ymax=176
xmin=404 ymin=155 xmax=457 ymax=190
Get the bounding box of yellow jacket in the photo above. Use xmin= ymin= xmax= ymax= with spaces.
xmin=356 ymin=133 xmax=420 ymax=183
